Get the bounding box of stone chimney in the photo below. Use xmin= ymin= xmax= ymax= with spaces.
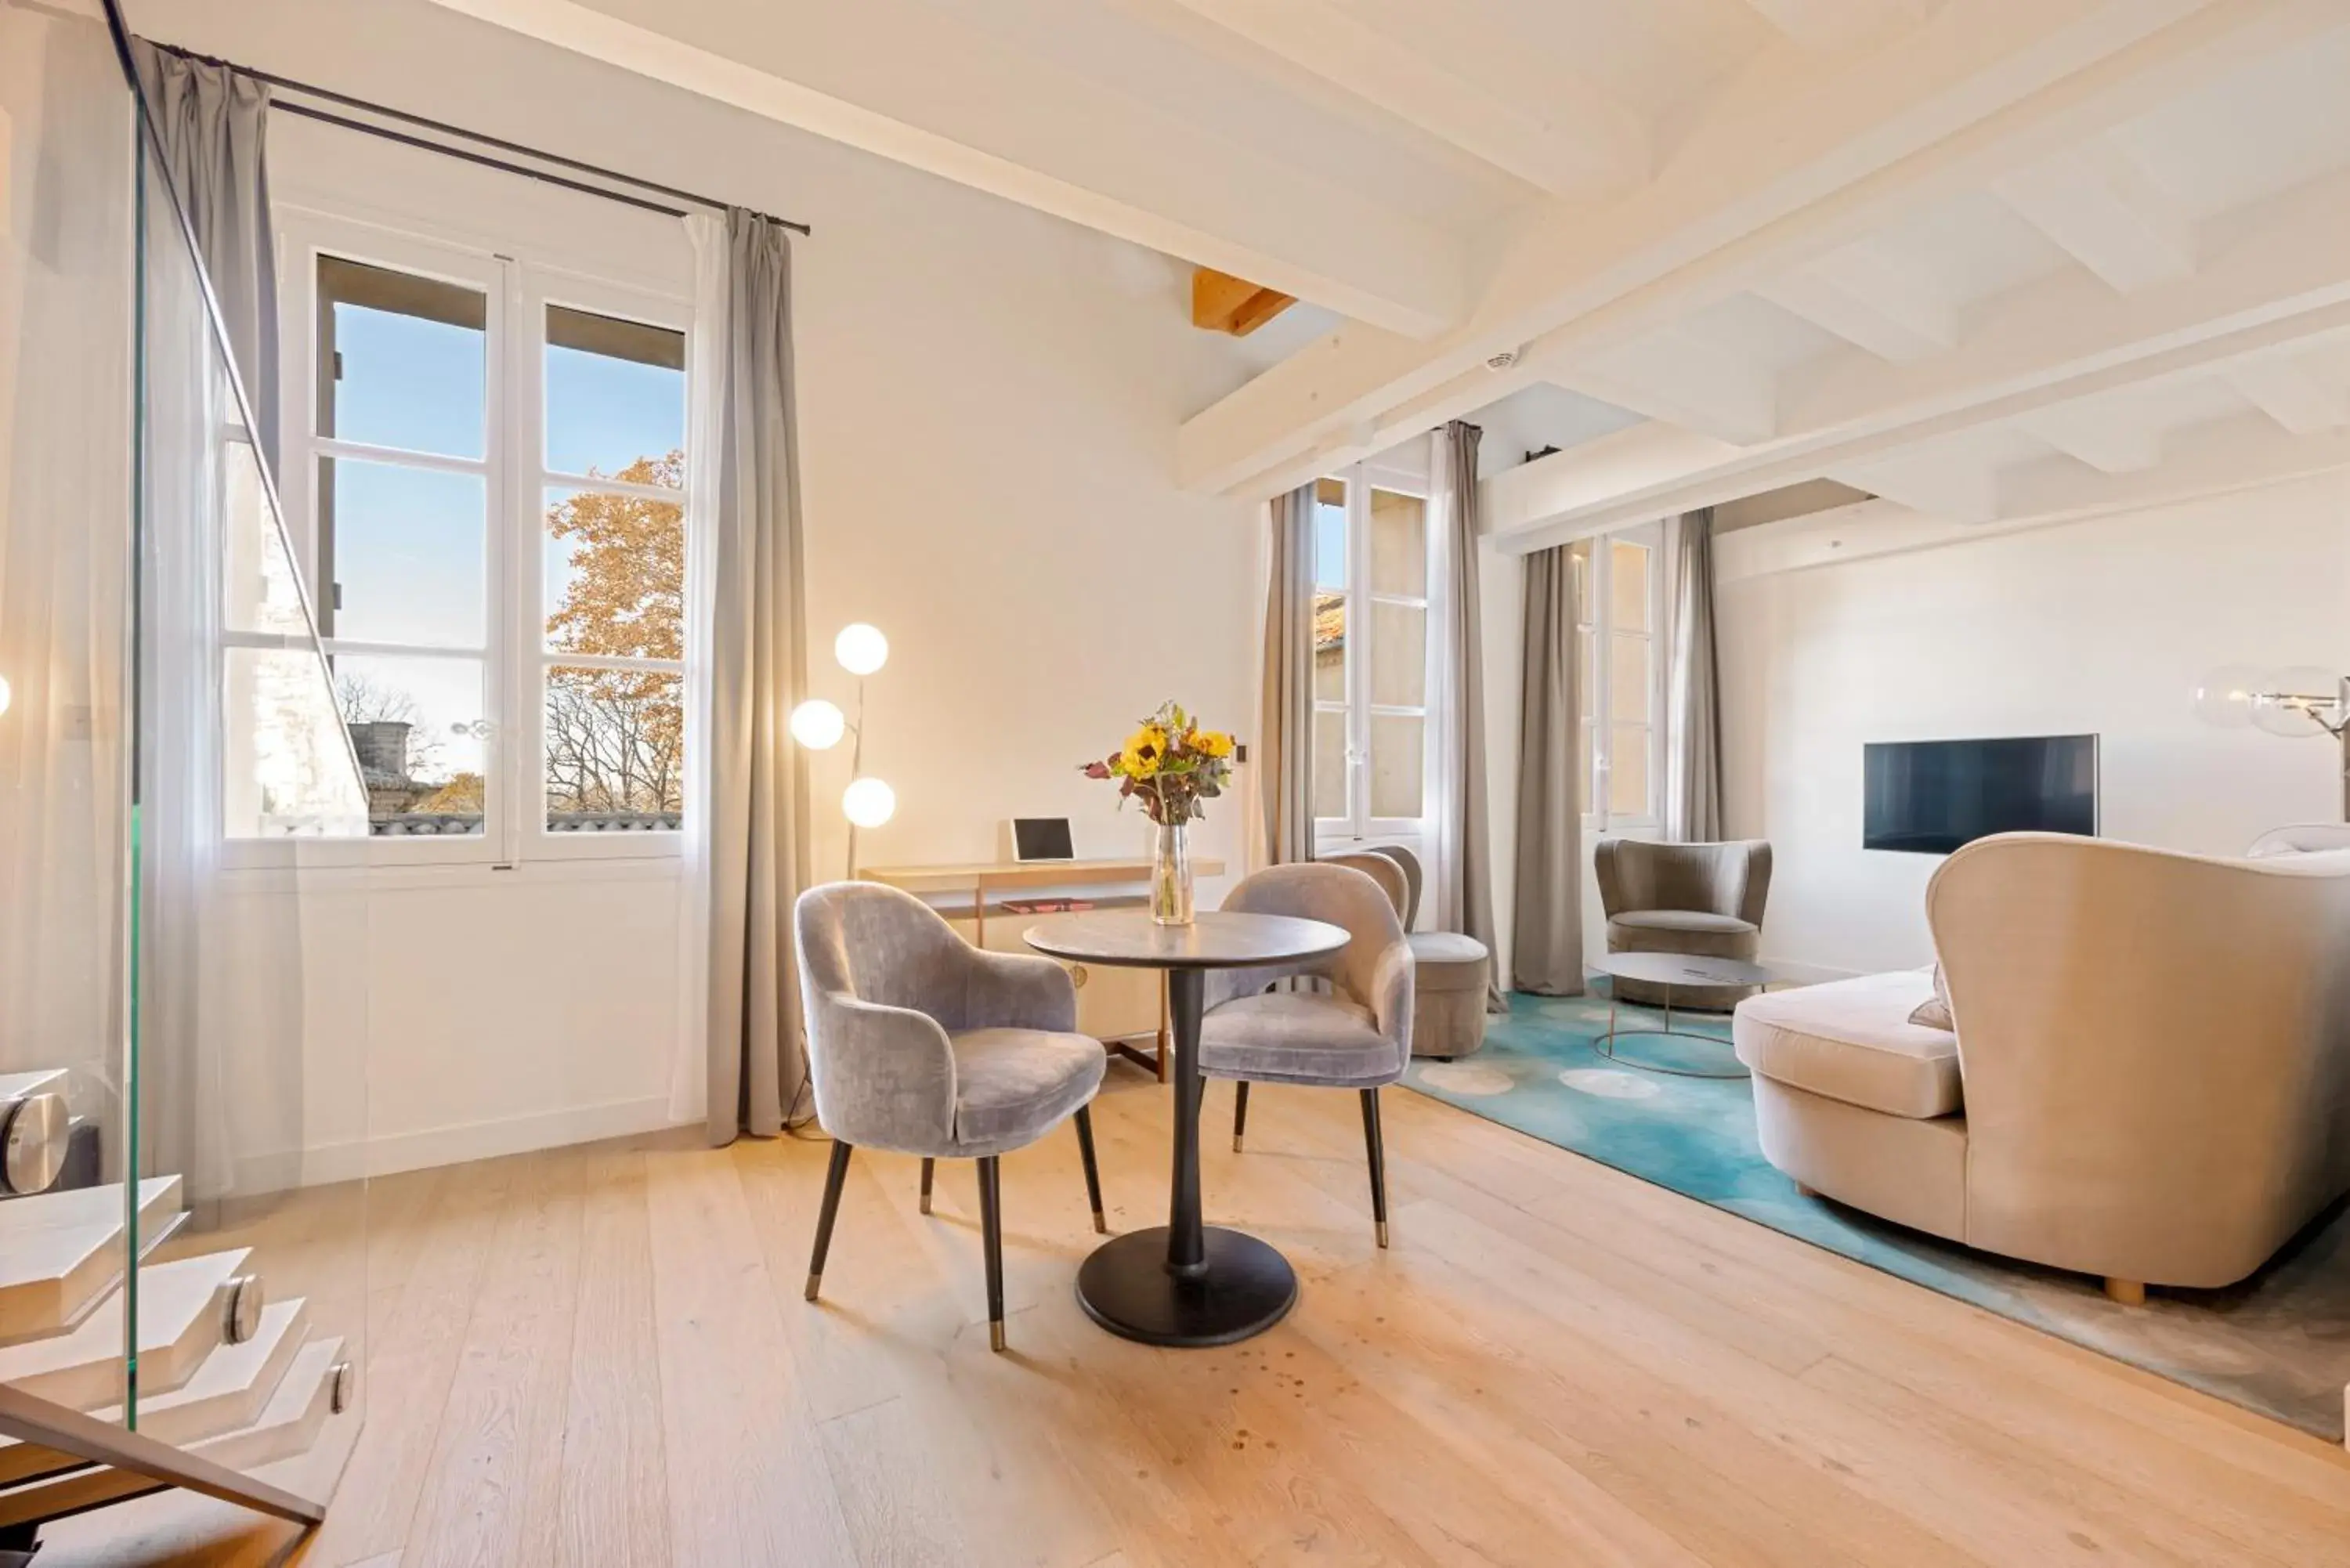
xmin=347 ymin=720 xmax=413 ymax=784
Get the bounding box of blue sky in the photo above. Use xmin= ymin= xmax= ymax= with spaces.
xmin=327 ymin=300 xmax=682 ymax=785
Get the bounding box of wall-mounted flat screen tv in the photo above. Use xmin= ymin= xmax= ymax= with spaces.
xmin=1863 ymin=735 xmax=2099 ymax=854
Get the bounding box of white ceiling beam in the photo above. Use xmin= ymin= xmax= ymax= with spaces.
xmin=2223 ymin=356 xmax=2350 ymax=435
xmin=1485 ymin=287 xmax=2350 ymax=552
xmin=2019 ymin=403 xmax=2163 ymax=473
xmin=417 ymin=0 xmax=1466 ymax=336
xmin=1992 ymin=141 xmax=2196 ymax=294
xmin=1549 ymin=327 xmax=1780 ymax=446
xmin=1752 ymin=242 xmax=1957 ymax=362
xmin=1162 ymin=0 xmax=1648 ymax=200
xmin=1482 ymin=151 xmax=2350 ymax=547
xmin=1739 ymin=0 xmax=1940 ymax=52
xmin=1181 ymin=0 xmax=2327 ymax=496
xmin=1828 ymin=450 xmax=2003 ymax=525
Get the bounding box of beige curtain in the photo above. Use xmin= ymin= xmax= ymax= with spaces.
xmin=1665 ymin=508 xmax=1723 ymax=842
xmin=1431 ymin=423 xmax=1505 ymax=1010
xmin=689 ymin=210 xmax=811 ymax=1143
xmin=1255 ymin=482 xmax=1317 ymax=867
xmin=1511 ymin=544 xmax=1585 ymax=995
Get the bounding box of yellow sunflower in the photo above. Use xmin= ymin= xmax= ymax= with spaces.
xmin=1120 ymin=724 xmax=1170 ymax=779
xmin=1191 ymin=730 xmax=1235 ymax=759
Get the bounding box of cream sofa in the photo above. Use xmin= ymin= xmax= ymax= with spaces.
xmin=1734 ymin=833 xmax=2350 ymax=1299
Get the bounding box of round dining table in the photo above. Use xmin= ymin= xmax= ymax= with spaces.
xmin=1024 ymin=909 xmax=1348 ymax=1347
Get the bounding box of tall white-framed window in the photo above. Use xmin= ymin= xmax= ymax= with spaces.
xmin=263 ymin=209 xmax=690 ymax=865
xmin=1571 ymin=523 xmax=1667 ymax=833
xmin=1311 ymin=462 xmax=1435 ymax=850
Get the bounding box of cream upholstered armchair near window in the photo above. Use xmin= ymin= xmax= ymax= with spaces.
xmin=1737 ymin=834 xmax=2350 ymax=1299
xmin=1594 ymin=839 xmax=1772 ymax=1009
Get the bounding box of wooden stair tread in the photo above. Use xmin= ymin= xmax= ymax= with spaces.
xmin=0 ymin=1248 xmax=250 ymax=1408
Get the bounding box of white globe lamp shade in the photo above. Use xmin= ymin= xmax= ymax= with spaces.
xmin=834 ymin=623 xmax=889 ymax=677
xmin=841 ymin=776 xmax=897 ymax=829
xmin=789 ymin=699 xmax=847 ymax=750
xmin=2191 ymin=666 xmax=2270 ymax=730
xmin=2254 ymin=665 xmax=2339 ymax=738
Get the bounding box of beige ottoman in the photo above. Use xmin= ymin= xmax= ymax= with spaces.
xmin=1408 ymin=931 xmax=1491 ymax=1058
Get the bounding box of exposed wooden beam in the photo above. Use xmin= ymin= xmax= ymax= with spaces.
xmin=1162 ymin=0 xmax=1649 ymax=199
xmin=1552 ymin=326 xmax=1780 ymax=446
xmin=1191 ymin=268 xmax=1296 ymax=337
xmin=418 ymin=0 xmax=1466 ymax=335
xmin=1828 ymin=448 xmax=2003 ymax=524
xmin=1992 ymin=140 xmax=2196 ymax=294
xmin=1180 ymin=0 xmax=2315 ymax=497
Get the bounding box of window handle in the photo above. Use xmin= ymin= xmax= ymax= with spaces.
xmin=450 ymin=719 xmax=494 ymax=739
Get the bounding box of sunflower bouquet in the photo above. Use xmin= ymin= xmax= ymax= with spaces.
xmin=1080 ymin=701 xmax=1236 ymax=827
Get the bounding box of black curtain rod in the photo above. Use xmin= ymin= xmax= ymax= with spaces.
xmin=145 ymin=38 xmax=812 ymax=237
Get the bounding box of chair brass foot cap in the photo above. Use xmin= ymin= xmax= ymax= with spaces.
xmin=989 ymin=1320 xmax=1007 ymax=1353
xmin=2103 ymin=1277 xmax=2146 ymax=1307
xmin=1232 ymin=1136 xmax=1245 ymax=1153
xmin=1092 ymin=1209 xmax=1108 ymax=1235
xmin=803 ymin=1273 xmax=822 ymax=1302
xmin=919 ymin=1194 xmax=931 ymax=1215
xmin=1376 ymin=1222 xmax=1390 ymax=1248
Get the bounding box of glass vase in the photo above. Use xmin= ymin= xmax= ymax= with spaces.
xmin=1150 ymin=818 xmax=1195 ymax=926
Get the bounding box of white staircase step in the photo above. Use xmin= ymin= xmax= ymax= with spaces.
xmin=0 ymin=1295 xmax=309 ymax=1490
xmin=0 ymin=1248 xmax=249 ymax=1410
xmin=0 ymin=1177 xmax=186 ymax=1342
xmin=191 ymin=1335 xmax=342 ymax=1475
xmin=0 ymin=1071 xmax=67 ymax=1103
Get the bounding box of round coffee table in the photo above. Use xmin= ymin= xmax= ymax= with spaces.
xmin=1025 ymin=910 xmax=1348 ymax=1348
xmin=1593 ymin=952 xmax=1770 ymax=1079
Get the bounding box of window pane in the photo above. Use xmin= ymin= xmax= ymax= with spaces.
xmin=544 ymin=665 xmax=685 ymax=829
xmin=1313 ymin=484 xmax=1347 ymax=591
xmin=1568 ymin=538 xmax=1593 ymax=625
xmin=320 ymin=457 xmax=486 ymax=648
xmin=333 ymin=653 xmax=488 ymax=836
xmin=1372 ymin=601 xmax=1426 ymax=707
xmin=544 ymin=486 xmax=685 ymax=659
xmin=1610 ymin=539 xmax=1650 ymax=632
xmin=1578 ymin=724 xmax=1594 ymax=815
xmin=319 ymin=255 xmax=486 ymax=460
xmin=1578 ymin=628 xmax=1596 ymax=720
xmin=226 ymin=646 xmax=371 ymax=839
xmin=1314 ymin=592 xmax=1347 ymax=702
xmin=1610 ymin=725 xmax=1650 ymax=818
xmin=1369 ymin=490 xmax=1425 ymax=597
xmin=1370 ymin=713 xmax=1423 ymax=820
xmin=1312 ymin=709 xmax=1348 ymax=819
xmin=545 ymin=305 xmax=685 ymax=486
xmin=1610 ymin=633 xmax=1651 ymax=725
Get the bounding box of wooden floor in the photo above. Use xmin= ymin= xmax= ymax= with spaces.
xmin=38 ymin=1069 xmax=2350 ymax=1567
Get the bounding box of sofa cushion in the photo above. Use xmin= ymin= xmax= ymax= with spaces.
xmin=1610 ymin=909 xmax=1755 ymax=937
xmin=1198 ymin=992 xmax=1400 ymax=1086
xmin=948 ymin=1028 xmax=1104 ymax=1151
xmin=1734 ymin=970 xmax=1961 ymax=1120
xmin=1408 ymin=930 xmax=1489 ymax=992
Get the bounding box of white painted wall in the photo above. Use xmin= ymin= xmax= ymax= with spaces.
xmin=141 ymin=0 xmax=1261 ymax=1177
xmin=1717 ymin=472 xmax=2350 ymax=980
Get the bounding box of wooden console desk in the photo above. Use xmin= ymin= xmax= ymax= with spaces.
xmin=857 ymin=857 xmax=1227 ymax=1080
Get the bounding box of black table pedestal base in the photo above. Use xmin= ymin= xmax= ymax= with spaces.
xmin=1075 ymin=1226 xmax=1299 ymax=1347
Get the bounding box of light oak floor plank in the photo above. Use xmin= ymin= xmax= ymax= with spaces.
xmin=27 ymin=1071 xmax=2350 ymax=1566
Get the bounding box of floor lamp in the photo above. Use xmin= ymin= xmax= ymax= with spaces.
xmin=790 ymin=623 xmax=897 ymax=879
xmin=2193 ymin=666 xmax=2350 ymax=818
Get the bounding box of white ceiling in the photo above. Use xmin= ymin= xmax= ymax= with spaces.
xmin=418 ymin=0 xmax=2350 ymax=550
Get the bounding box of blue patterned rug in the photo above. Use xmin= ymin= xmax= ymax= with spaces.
xmin=1402 ymin=986 xmax=2350 ymax=1442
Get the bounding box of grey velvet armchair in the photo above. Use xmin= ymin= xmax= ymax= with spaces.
xmin=1594 ymin=838 xmax=1772 ymax=1010
xmin=794 ymin=881 xmax=1108 ymax=1352
xmin=1201 ymin=863 xmax=1413 ymax=1246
